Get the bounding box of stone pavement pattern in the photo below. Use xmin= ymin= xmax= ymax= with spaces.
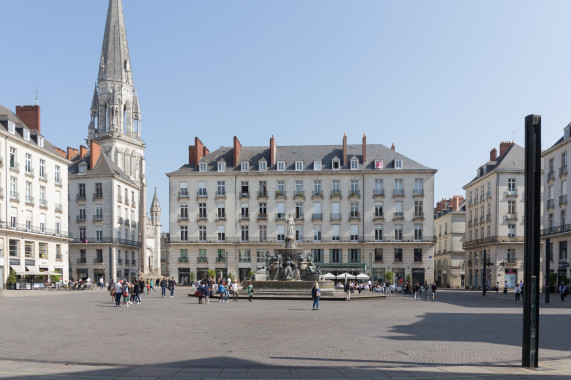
xmin=0 ymin=289 xmax=569 ymax=379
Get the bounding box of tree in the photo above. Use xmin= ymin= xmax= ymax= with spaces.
xmin=7 ymin=269 xmax=17 ymax=285
xmin=189 ymin=272 xmax=196 ymax=282
xmin=50 ymin=275 xmax=61 ymax=283
xmin=206 ymin=269 xmax=216 ymax=280
xmin=405 ymin=274 xmax=412 ymax=283
xmin=247 ymin=270 xmax=255 ymax=280
xmin=385 ymin=271 xmax=394 ymax=283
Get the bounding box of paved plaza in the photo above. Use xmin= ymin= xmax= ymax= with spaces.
xmin=0 ymin=288 xmax=570 ymax=379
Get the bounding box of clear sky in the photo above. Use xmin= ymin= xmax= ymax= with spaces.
xmin=0 ymin=0 xmax=568 ymax=230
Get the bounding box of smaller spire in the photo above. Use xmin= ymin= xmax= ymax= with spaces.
xmin=90 ymin=83 xmax=99 ymax=116
xmin=150 ymin=187 xmax=160 ymax=211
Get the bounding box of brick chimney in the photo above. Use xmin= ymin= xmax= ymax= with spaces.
xmin=188 ymin=145 xmax=196 ymax=167
xmin=499 ymin=141 xmax=514 ymax=156
xmin=79 ymin=145 xmax=88 ymax=158
xmin=66 ymin=147 xmax=79 ymax=160
xmin=54 ymin=147 xmax=66 ymax=158
xmin=342 ymin=133 xmax=347 ymax=166
xmin=362 ymin=134 xmax=367 ymax=164
xmin=270 ymin=135 xmax=277 ymax=166
xmin=233 ymin=136 xmax=241 ymax=167
xmin=89 ymin=140 xmax=101 ymax=169
xmin=391 ymin=143 xmax=395 ymax=151
xmin=490 ymin=148 xmax=497 ymax=161
xmin=15 ymin=105 xmax=40 ymax=132
xmin=195 ymin=137 xmax=205 ymax=168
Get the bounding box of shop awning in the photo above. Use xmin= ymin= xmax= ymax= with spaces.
xmin=26 ymin=266 xmax=49 ymax=275
xmin=10 ymin=265 xmax=26 ymax=275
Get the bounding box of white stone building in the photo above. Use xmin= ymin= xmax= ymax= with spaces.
xmin=463 ymin=142 xmax=526 ymax=290
xmin=434 ymin=196 xmax=466 ymax=288
xmin=67 ymin=0 xmax=161 ymax=283
xmin=541 ymin=124 xmax=570 ymax=286
xmin=166 ymin=134 xmax=436 ymax=285
xmin=0 ymin=105 xmax=71 ymax=289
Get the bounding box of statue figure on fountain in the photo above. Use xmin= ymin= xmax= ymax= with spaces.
xmin=284 ymin=213 xmax=297 ymax=249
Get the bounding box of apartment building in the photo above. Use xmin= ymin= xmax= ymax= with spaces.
xmin=167 ymin=134 xmax=436 ymax=285
xmin=0 ymin=105 xmax=71 ymax=288
xmin=463 ymin=142 xmax=526 ymax=289
xmin=434 ymin=196 xmax=465 ymax=288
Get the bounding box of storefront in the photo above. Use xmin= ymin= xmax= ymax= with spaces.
xmin=505 ymin=269 xmax=517 ymax=288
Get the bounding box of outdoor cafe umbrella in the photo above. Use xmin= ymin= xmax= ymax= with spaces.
xmin=356 ymin=273 xmax=370 ymax=280
xmin=337 ymin=272 xmax=356 ymax=280
xmin=323 ymin=273 xmax=336 ymax=280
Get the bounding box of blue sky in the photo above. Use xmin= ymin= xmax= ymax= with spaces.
xmin=0 ymin=0 xmax=568 ymax=229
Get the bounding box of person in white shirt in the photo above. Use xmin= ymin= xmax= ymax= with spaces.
xmin=232 ymin=282 xmax=239 ymax=302
xmin=114 ymin=281 xmax=123 ymax=307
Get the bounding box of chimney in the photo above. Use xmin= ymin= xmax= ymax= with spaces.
xmin=194 ymin=137 xmax=205 ymax=168
xmin=54 ymin=147 xmax=66 ymax=158
xmin=188 ymin=145 xmax=196 ymax=167
xmin=362 ymin=134 xmax=367 ymax=164
xmin=79 ymin=145 xmax=88 ymax=158
xmin=89 ymin=140 xmax=101 ymax=169
xmin=391 ymin=143 xmax=395 ymax=151
xmin=499 ymin=141 xmax=514 ymax=156
xmin=203 ymin=146 xmax=210 ymax=156
xmin=15 ymin=105 xmax=40 ymax=132
xmin=270 ymin=135 xmax=277 ymax=166
xmin=66 ymin=147 xmax=79 ymax=160
xmin=342 ymin=133 xmax=347 ymax=166
xmin=490 ymin=148 xmax=497 ymax=161
xmin=233 ymin=136 xmax=241 ymax=167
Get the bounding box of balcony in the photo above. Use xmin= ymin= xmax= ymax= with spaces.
xmin=216 ymin=257 xmax=227 ymax=263
xmin=275 ymin=190 xmax=286 ymax=199
xmin=312 ymin=213 xmax=323 ymax=221
xmin=93 ymin=215 xmax=103 ymax=222
xmin=487 ymin=191 xmax=492 ymax=199
xmin=349 ymin=211 xmax=360 ymax=220
xmin=330 ymin=190 xmax=342 ymax=199
xmin=178 ymin=190 xmax=189 ymax=200
xmin=373 ymin=213 xmax=384 ymax=221
xmin=412 ymin=212 xmax=424 ymax=221
xmin=548 ymin=171 xmax=556 ymax=181
xmin=55 ymin=178 xmax=62 ymax=187
xmin=117 ymin=195 xmax=122 ymax=203
xmin=117 ymin=217 xmax=123 ymax=224
xmin=131 ymin=221 xmax=137 ymax=229
xmin=71 ymin=237 xmax=140 ymax=247
xmin=293 ymin=191 xmax=305 ymax=200
xmin=480 ymin=194 xmax=485 ymax=202
xmin=77 ymin=258 xmax=87 ymax=263
xmin=413 ymin=189 xmax=424 ymax=197
xmin=9 ymin=161 xmax=19 ymax=173
xmin=468 ymin=220 xmax=473 ymax=227
xmin=393 ymin=189 xmax=404 ymax=198
xmin=25 ymin=196 xmax=34 ymax=206
xmin=93 ymin=192 xmax=103 ymax=201
xmin=506 ymin=190 xmax=518 ymax=198
xmin=125 ymin=259 xmax=130 ymax=265
xmin=547 ymin=199 xmax=555 ymax=209
xmin=10 ymin=191 xmax=19 ymax=202
xmin=118 ymin=259 xmax=123 ymax=264
xmin=275 ymin=214 xmax=285 ymax=221
xmin=215 ymin=191 xmax=226 ymax=200
xmin=295 ymin=214 xmax=304 ymax=220
xmin=506 ymin=213 xmax=518 ymax=221
xmin=25 ymin=167 xmax=34 ymax=178
xmin=197 ymin=214 xmax=208 ymax=222
xmin=331 ymin=213 xmax=341 ymax=221
xmin=55 ymin=203 xmax=63 ymax=213
xmin=93 ymin=258 xmax=104 ymax=264
xmin=462 ymin=235 xmax=524 ymax=248
xmin=178 ymin=257 xmax=189 ymax=263
xmin=197 ymin=257 xmax=208 ymax=263
xmin=76 ymin=216 xmax=87 ymax=223
xmin=39 ymin=199 xmax=48 ymax=209
xmin=131 ymin=201 xmax=136 ymax=208
xmin=124 ymin=218 xmax=130 ymax=226
xmin=56 ymin=254 xmax=62 ymax=261
xmin=560 ymin=195 xmax=567 ymax=206
xmin=178 ymin=215 xmax=189 ymax=222
xmin=311 ymin=191 xmax=323 ymax=199
xmin=486 ymin=214 xmax=491 ymax=222
xmin=560 ymin=165 xmax=568 ymax=177
xmin=76 ymin=194 xmax=86 ymax=201
xmin=348 ymin=190 xmax=360 ymax=199
xmin=373 ymin=189 xmax=384 ymax=198
xmin=257 ymin=214 xmax=267 ymax=221
xmin=216 ymin=215 xmax=226 ymax=221
xmin=238 ymin=191 xmax=249 ymax=199
xmin=393 ymin=212 xmax=404 ymax=220
xmin=239 ymin=257 xmax=251 ymax=263
xmin=257 ymin=191 xmax=268 ymax=199
xmin=239 ymin=214 xmax=249 ymax=221
xmin=131 ymin=260 xmax=136 ymax=265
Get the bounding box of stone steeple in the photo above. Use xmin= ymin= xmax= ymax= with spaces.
xmin=150 ymin=187 xmax=161 ymax=225
xmin=98 ymin=0 xmax=133 ymax=85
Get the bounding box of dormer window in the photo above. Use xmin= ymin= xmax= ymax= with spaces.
xmin=314 ymin=161 xmax=322 ymax=170
xmin=375 ymin=160 xmax=383 ymax=170
xmin=23 ymin=129 xmax=30 ymax=141
xmin=79 ymin=164 xmax=87 ymax=173
xmin=241 ymin=162 xmax=249 ymax=171
xmin=8 ymin=121 xmax=15 ymax=134
xmin=259 ymin=161 xmax=267 ymax=171
xmin=394 ymin=159 xmax=403 ymax=169
xmin=217 ymin=161 xmax=226 ymax=172
xmin=350 ymin=158 xmax=359 ymax=170
xmin=199 ymin=162 xmax=207 ymax=172
xmin=295 ymin=161 xmax=303 ymax=171
xmin=332 ymin=159 xmax=340 ymax=170
xmin=37 ymin=136 xmax=44 ymax=148
xmin=277 ymin=161 xmax=285 ymax=171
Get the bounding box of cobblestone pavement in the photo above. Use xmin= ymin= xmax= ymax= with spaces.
xmin=0 ymin=288 xmax=569 ymax=379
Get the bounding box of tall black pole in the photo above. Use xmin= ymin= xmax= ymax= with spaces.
xmin=523 ymin=114 xmax=541 ymax=368
xmin=482 ymin=249 xmax=487 ymax=296
xmin=545 ymin=238 xmax=550 ymax=304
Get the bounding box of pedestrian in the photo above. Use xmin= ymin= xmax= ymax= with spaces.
xmin=168 ymin=277 xmax=176 ymax=298
xmin=494 ymin=282 xmax=499 ymax=295
xmin=232 ymin=282 xmax=239 ymax=302
xmin=247 ymin=282 xmax=254 ymax=302
xmin=519 ymin=281 xmax=524 ymax=300
xmin=160 ymin=277 xmax=167 ymax=298
xmin=134 ymin=280 xmax=141 ymax=304
xmin=514 ymin=283 xmax=521 ymax=303
xmin=204 ymin=283 xmax=211 ymax=304
xmin=344 ymin=281 xmax=351 ymax=301
xmin=559 ymin=282 xmax=567 ymax=302
xmin=122 ymin=281 xmax=130 ymax=307
xmin=312 ymin=282 xmax=320 ymax=310
xmin=503 ymin=281 xmax=508 ymax=295
xmin=99 ymin=277 xmax=104 ymax=289
xmin=109 ymin=278 xmax=116 ymax=303
xmin=413 ymin=282 xmax=420 ymax=300
xmin=150 ymin=280 xmax=154 ymax=292
xmin=431 ymin=283 xmax=438 ymax=301
xmin=114 ymin=280 xmax=123 ymax=307
xmin=218 ymin=283 xmax=226 ymax=302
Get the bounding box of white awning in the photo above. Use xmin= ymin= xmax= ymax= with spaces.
xmin=26 ymin=266 xmax=48 ymax=275
xmin=10 ymin=265 xmax=26 ymax=275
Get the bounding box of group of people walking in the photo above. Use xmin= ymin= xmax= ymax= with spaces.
xmin=107 ymin=277 xmax=177 ymax=307
xmin=193 ymin=278 xmax=255 ymax=304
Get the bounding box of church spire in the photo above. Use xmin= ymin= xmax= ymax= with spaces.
xmin=150 ymin=187 xmax=161 ymax=225
xmin=98 ymin=0 xmax=133 ymax=85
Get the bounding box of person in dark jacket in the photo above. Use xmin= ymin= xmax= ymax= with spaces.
xmin=312 ymin=282 xmax=320 ymax=310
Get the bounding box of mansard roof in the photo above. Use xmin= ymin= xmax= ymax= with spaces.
xmin=69 ymin=150 xmax=138 ymax=186
xmin=464 ymin=143 xmax=524 ymax=188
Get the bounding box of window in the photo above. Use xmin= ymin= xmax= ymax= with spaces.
xmin=295 ymin=225 xmax=303 ymax=242
xmin=25 ymin=182 xmax=32 ymax=202
xmin=350 ymin=159 xmax=359 ymax=169
xmin=78 ymin=164 xmax=86 ymax=173
xmin=395 ymin=225 xmax=403 ymax=241
xmin=180 ymin=226 xmax=188 ymax=241
xmin=311 ymin=249 xmax=323 ymax=263
xmin=331 ymin=202 xmax=340 ymax=220
xmin=394 ymin=248 xmax=403 ymax=262
xmin=25 ymin=153 xmax=32 ymax=173
xmin=507 ymin=249 xmax=516 ymax=263
xmin=259 ymin=161 xmax=267 ymax=171
xmin=10 ymin=177 xmax=17 ymax=200
xmin=374 ymin=248 xmax=383 ymax=262
xmin=9 ymin=239 xmax=19 ymax=256
xmin=23 ymin=129 xmax=30 ymax=141
xmin=332 ymin=180 xmax=340 ymax=195
xmin=331 ymin=225 xmax=340 ymax=241
xmin=508 ymin=224 xmax=516 ymax=237
xmin=277 ymin=225 xmax=285 ymax=242
xmin=39 ymin=214 xmax=45 ymax=233
xmin=179 ymin=182 xmax=189 ymax=197
xmin=96 ymin=207 xmax=103 ymax=220
xmin=241 ymin=225 xmax=249 ymax=242
xmin=508 ymin=178 xmax=516 ymax=193
xmin=240 ymin=181 xmax=249 ymax=196
xmin=78 ymin=183 xmax=86 ymax=198
xmin=79 ymin=208 xmax=86 ymax=221
xmin=350 ymin=179 xmax=359 ymax=195
xmin=562 ymin=210 xmax=566 ymax=226
xmin=394 ymin=179 xmax=403 ymax=195
xmin=198 ymin=249 xmax=207 ymax=262
xmin=95 ymin=183 xmax=103 ymax=198
xmin=9 ymin=147 xmax=18 ymax=171
xmin=414 ymin=225 xmax=423 ymax=241
xmin=37 ymin=135 xmax=44 ymax=147
xmin=508 ymin=200 xmax=516 ymax=215
xmin=350 ymin=202 xmax=359 ymax=218
xmin=375 ymin=225 xmax=383 ymax=241
xmin=54 ymin=165 xmax=61 ymax=184
xmin=295 ymin=161 xmax=303 ymax=171
xmin=277 ymin=180 xmax=285 ymax=196
xmin=414 ymin=201 xmax=423 ymax=218
xmin=217 ymin=203 xmax=225 ymax=219
xmin=313 ymin=225 xmax=322 ymax=242
xmin=239 ymin=249 xmax=251 ymax=263
xmin=259 ymin=181 xmax=267 ymax=196
xmin=180 ymin=204 xmax=188 ymax=219
xmin=332 ymin=159 xmax=340 ymax=170
xmin=313 ymin=180 xmax=322 ymax=196
xmin=314 ymin=161 xmax=322 ymax=170
xmin=240 ymin=203 xmax=249 ymax=218
xmin=394 ymin=159 xmax=403 ymax=169
xmin=394 ymin=201 xmax=403 ymax=219
xmin=349 ymin=249 xmax=360 ymax=262
xmin=198 ymin=182 xmax=207 ymax=197
xmin=330 ymin=249 xmax=341 ymax=263
xmin=277 ymin=161 xmax=285 ymax=171
xmin=241 ymin=162 xmax=249 ymax=171
xmin=8 ymin=120 xmax=15 ymax=133
xmin=259 ymin=202 xmax=267 ymax=216
xmin=350 ymin=225 xmax=359 ymax=241
xmin=198 ymin=203 xmax=206 ymax=219
xmin=217 ymin=225 xmax=225 ymax=242
xmin=217 ymin=181 xmax=225 ymax=196
xmin=563 ymin=152 xmax=568 ymax=168
xmin=295 ymin=203 xmax=304 ymax=219
xmin=295 ymin=180 xmax=304 ymax=195
xmin=375 ymin=160 xmax=383 ymax=169
xmin=39 ymin=159 xmax=45 ymax=178
xmin=25 ymin=210 xmax=32 ymax=231
xmin=79 ymin=249 xmax=86 ymax=263
xmin=180 ymin=249 xmax=188 ymax=262
xmin=259 ymin=225 xmax=267 ymax=242
xmin=560 ymin=241 xmax=568 ymax=261
xmin=277 ymin=203 xmax=285 ymax=219
xmin=96 ymin=249 xmax=103 ymax=263
xmin=79 ymin=227 xmax=86 ymax=241
xmin=414 ymin=248 xmax=422 ymax=262
xmin=414 ymin=179 xmax=423 ymax=196
xmin=257 ymin=250 xmax=269 ymax=263
xmin=198 ymin=226 xmax=206 ymax=242
xmin=217 ymin=161 xmax=226 ymax=172
xmin=96 ymin=229 xmax=103 ymax=242
xmin=374 ymin=179 xmax=383 ymax=195
xmin=199 ymin=162 xmax=207 ymax=172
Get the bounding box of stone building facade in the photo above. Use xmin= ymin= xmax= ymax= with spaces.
xmin=0 ymin=105 xmax=71 ymax=288
xmin=166 ymin=134 xmax=436 ymax=285
xmin=433 ymin=196 xmax=465 ymax=288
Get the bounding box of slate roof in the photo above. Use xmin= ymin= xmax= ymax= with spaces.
xmin=464 ymin=143 xmax=524 ymax=188
xmin=69 ymin=149 xmax=138 ymax=186
xmin=0 ymin=105 xmax=68 ymax=160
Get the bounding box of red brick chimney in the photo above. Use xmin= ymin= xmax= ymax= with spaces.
xmin=15 ymin=105 xmax=40 ymax=132
xmin=67 ymin=147 xmax=79 ymax=160
xmin=499 ymin=141 xmax=514 ymax=156
xmin=490 ymin=148 xmax=497 ymax=161
xmin=54 ymin=147 xmax=66 ymax=158
xmin=270 ymin=135 xmax=277 ymax=166
xmin=89 ymin=140 xmax=101 ymax=169
xmin=362 ymin=134 xmax=367 ymax=164
xmin=195 ymin=137 xmax=205 ymax=168
xmin=79 ymin=145 xmax=88 ymax=159
xmin=342 ymin=133 xmax=347 ymax=166
xmin=188 ymin=145 xmax=196 ymax=167
xmin=391 ymin=143 xmax=395 ymax=151
xmin=233 ymin=136 xmax=241 ymax=167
